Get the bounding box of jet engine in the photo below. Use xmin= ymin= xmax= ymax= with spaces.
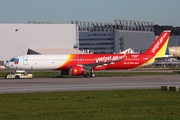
xmin=69 ymin=65 xmax=85 ymax=76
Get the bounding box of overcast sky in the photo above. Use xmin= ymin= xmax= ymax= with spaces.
xmin=0 ymin=0 xmax=179 ymax=27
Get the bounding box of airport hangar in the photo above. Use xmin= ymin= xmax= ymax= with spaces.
xmin=73 ymin=19 xmax=155 ymax=54
xmin=0 ymin=23 xmax=81 ymax=68
xmin=0 ymin=19 xmax=178 ymax=68
xmin=74 ymin=20 xmax=179 ymax=54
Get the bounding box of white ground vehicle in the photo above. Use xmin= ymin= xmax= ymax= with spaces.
xmin=5 ymin=71 xmax=33 ymax=79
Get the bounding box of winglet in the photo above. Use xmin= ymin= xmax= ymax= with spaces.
xmin=110 ymin=51 xmax=128 ymax=64
xmin=115 ymin=51 xmax=128 ymax=62
xmin=90 ymin=51 xmax=95 ymax=54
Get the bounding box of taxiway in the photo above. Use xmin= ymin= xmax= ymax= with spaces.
xmin=0 ymin=75 xmax=180 ymax=94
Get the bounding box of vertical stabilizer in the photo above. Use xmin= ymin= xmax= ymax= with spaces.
xmin=144 ymin=30 xmax=171 ymax=58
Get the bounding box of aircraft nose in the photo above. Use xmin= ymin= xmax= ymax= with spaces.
xmin=4 ymin=61 xmax=9 ymax=68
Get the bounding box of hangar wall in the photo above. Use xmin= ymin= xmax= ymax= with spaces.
xmin=168 ymin=36 xmax=180 ymax=47
xmin=115 ymin=31 xmax=155 ymax=53
xmin=0 ymin=24 xmax=77 ymax=61
xmin=72 ymin=20 xmax=154 ymax=53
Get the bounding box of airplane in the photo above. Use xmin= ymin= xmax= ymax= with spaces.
xmin=168 ymin=46 xmax=180 ymax=58
xmin=4 ymin=30 xmax=171 ymax=78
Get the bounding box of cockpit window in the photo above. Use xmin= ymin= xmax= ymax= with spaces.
xmin=10 ymin=58 xmax=19 ymax=62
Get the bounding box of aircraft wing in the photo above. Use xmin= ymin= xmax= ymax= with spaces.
xmin=154 ymin=55 xmax=177 ymax=64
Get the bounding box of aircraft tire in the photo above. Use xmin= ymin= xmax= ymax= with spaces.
xmin=91 ymin=73 xmax=96 ymax=78
xmin=83 ymin=73 xmax=89 ymax=77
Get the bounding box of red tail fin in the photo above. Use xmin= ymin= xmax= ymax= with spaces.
xmin=144 ymin=30 xmax=171 ymax=57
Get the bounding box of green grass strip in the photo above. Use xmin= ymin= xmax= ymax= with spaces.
xmin=0 ymin=89 xmax=180 ymax=120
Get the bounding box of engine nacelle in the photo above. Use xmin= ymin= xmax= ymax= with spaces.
xmin=69 ymin=65 xmax=85 ymax=76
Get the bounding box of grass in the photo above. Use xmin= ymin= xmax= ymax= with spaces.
xmin=0 ymin=89 xmax=180 ymax=120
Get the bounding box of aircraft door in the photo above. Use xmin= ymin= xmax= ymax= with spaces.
xmin=143 ymin=55 xmax=149 ymax=61
xmin=23 ymin=56 xmax=28 ymax=65
xmin=143 ymin=55 xmax=153 ymax=64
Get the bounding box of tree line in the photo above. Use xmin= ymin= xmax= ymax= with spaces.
xmin=154 ymin=25 xmax=180 ymax=35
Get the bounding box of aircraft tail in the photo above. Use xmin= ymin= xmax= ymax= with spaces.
xmin=144 ymin=30 xmax=171 ymax=58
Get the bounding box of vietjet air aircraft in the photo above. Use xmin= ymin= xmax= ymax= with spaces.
xmin=4 ymin=30 xmax=170 ymax=78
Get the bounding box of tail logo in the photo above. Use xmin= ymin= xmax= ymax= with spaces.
xmin=151 ymin=32 xmax=167 ymax=53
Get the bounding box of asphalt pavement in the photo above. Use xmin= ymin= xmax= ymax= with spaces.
xmin=0 ymin=75 xmax=180 ymax=94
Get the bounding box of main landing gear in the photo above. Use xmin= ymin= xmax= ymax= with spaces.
xmin=83 ymin=69 xmax=96 ymax=78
